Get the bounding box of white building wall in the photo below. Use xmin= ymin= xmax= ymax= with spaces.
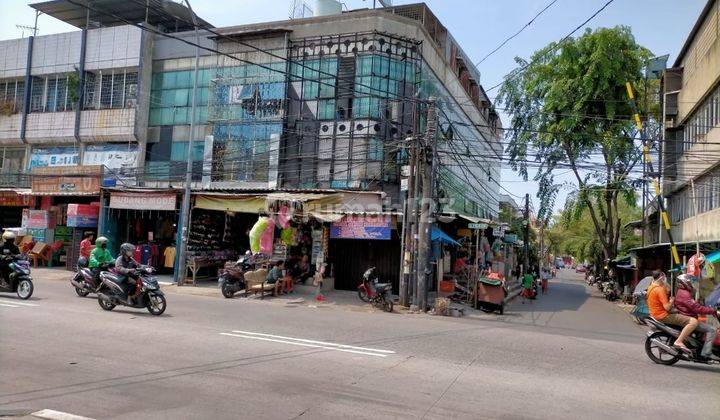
xmin=0 ymin=38 xmax=29 ymax=78
xmin=30 ymin=31 xmax=82 ymax=76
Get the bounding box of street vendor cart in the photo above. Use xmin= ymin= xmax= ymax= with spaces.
xmin=475 ymin=273 xmax=506 ymax=314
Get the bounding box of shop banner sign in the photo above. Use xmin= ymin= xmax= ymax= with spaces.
xmin=0 ymin=193 xmax=33 ymax=207
xmin=503 ymin=233 xmax=518 ymax=244
xmin=82 ymin=144 xmax=138 ymax=170
xmin=28 ymin=147 xmax=80 ymax=169
xmin=330 ymin=216 xmax=392 ymax=240
xmin=109 ymin=193 xmax=176 ymax=211
xmin=31 ymin=165 xmax=103 ymax=195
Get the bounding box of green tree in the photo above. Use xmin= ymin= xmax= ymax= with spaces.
xmin=498 ymin=26 xmax=653 ymax=262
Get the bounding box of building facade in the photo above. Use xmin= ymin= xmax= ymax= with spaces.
xmin=0 ymin=1 xmax=503 ymax=286
xmin=662 ymin=0 xmax=720 ymax=245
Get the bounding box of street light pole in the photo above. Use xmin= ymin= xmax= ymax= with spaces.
xmin=174 ymin=0 xmax=200 ymax=285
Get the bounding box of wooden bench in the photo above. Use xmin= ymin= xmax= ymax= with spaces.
xmin=28 ymin=242 xmax=51 ymax=268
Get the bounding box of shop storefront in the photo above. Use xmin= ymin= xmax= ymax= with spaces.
xmin=185 ymin=190 xmax=391 ymax=288
xmin=0 ymin=191 xmax=35 ymax=227
xmin=8 ymin=165 xmax=104 ymax=268
xmin=101 ymin=190 xmax=180 ymax=274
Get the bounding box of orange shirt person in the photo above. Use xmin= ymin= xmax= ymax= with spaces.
xmin=646 ymin=270 xmax=698 ymax=352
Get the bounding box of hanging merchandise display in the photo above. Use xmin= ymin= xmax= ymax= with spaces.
xmin=249 ymin=217 xmax=269 ymax=254
xmin=281 ymin=227 xmax=295 ymax=246
xmin=260 ymin=218 xmax=275 ymax=255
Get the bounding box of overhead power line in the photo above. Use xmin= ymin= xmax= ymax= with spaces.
xmin=474 ymin=0 xmax=559 ymax=66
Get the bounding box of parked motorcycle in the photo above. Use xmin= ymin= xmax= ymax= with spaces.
xmin=70 ymin=257 xmax=113 ymax=297
xmin=97 ymin=265 xmax=166 ymax=315
xmin=358 ymin=267 xmax=393 ymax=313
xmin=645 ymin=314 xmax=720 ymax=365
xmin=219 ymin=255 xmax=252 ymax=298
xmin=601 ymin=280 xmax=619 ymax=301
xmin=0 ymin=255 xmax=33 ymax=299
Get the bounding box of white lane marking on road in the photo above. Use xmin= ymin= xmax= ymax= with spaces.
xmin=31 ymin=408 xmax=96 ymax=420
xmin=0 ymin=303 xmax=19 ymax=308
xmin=220 ymin=332 xmax=393 ymax=358
xmin=231 ymin=330 xmax=395 ymax=354
xmin=0 ymin=299 xmax=38 ymax=307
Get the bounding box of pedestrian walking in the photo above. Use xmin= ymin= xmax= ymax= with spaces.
xmin=541 ymin=267 xmax=549 ymax=294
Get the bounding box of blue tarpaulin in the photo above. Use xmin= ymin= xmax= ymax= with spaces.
xmin=431 ymin=226 xmax=461 ymax=246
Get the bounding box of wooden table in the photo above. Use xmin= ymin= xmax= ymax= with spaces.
xmin=183 ymin=257 xmax=225 ymax=286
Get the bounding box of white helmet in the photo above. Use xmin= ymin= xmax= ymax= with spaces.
xmin=2 ymin=231 xmax=16 ymax=241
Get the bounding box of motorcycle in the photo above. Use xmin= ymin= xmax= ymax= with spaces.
xmin=70 ymin=257 xmax=113 ymax=297
xmin=645 ymin=314 xmax=720 ymax=365
xmin=601 ymin=280 xmax=619 ymax=301
xmin=0 ymin=255 xmax=33 ymax=299
xmin=219 ymin=255 xmax=252 ymax=298
xmin=97 ymin=265 xmax=167 ymax=315
xmin=357 ymin=267 xmax=393 ymax=313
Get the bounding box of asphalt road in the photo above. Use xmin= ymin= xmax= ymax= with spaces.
xmin=0 ymin=269 xmax=717 ymax=420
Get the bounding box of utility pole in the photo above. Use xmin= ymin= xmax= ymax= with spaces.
xmin=174 ymin=0 xmax=200 ymax=285
xmin=523 ymin=193 xmax=530 ymax=275
xmin=416 ymin=99 xmax=437 ymax=312
xmin=399 ymin=136 xmax=417 ymax=307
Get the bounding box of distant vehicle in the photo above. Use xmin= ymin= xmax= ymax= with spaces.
xmin=575 ymin=264 xmax=587 ymax=273
xmin=554 ymin=258 xmax=565 ymax=269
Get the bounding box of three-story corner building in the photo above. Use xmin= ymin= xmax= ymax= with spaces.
xmin=0 ymin=0 xmax=504 ymax=289
xmin=635 ymin=0 xmax=720 ymax=282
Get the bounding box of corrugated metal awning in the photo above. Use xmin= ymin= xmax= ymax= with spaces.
xmin=18 ymin=191 xmax=99 ymax=196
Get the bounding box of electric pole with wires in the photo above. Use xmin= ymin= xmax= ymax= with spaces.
xmin=415 ymin=98 xmax=437 ymax=312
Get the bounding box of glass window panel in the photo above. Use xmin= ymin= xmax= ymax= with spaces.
xmin=357 ymin=56 xmax=372 ymax=76
xmin=318 ymin=99 xmax=336 ymax=120
xmin=160 ymin=108 xmax=175 ymax=125
xmin=15 ymin=81 xmax=24 ymax=110
xmin=173 ymin=89 xmax=190 ymax=107
xmin=111 ymin=73 xmax=124 ymax=108
xmin=174 ymin=71 xmax=192 ymax=89
xmin=149 ymin=108 xmax=162 ymax=126
xmin=99 ymin=74 xmax=113 ymax=108
xmin=124 ymin=72 xmax=138 ymax=107
xmin=29 ymin=77 xmax=44 ymax=112
xmin=303 ymin=81 xmax=319 ymax=99
xmin=45 ymin=77 xmax=58 ymax=112
xmin=319 ymin=78 xmax=335 ymax=98
xmin=174 ymin=107 xmax=188 ymax=124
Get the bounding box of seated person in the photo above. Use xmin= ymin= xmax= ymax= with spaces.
xmin=293 ymin=254 xmax=313 ymax=284
xmin=675 ymin=275 xmax=720 ymax=361
xmin=266 ymin=260 xmax=285 ymax=295
xmin=647 ymin=270 xmax=698 ymax=352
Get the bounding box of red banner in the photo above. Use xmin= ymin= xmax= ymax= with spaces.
xmin=0 ymin=193 xmax=33 ymax=207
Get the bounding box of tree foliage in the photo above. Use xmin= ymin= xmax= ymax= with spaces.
xmin=498 ymin=26 xmax=654 ymax=261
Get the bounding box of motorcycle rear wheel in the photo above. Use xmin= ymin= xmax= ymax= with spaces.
xmin=147 ymin=293 xmax=167 ymax=316
xmin=221 ymin=281 xmax=235 ymax=299
xmin=645 ymin=332 xmax=680 ymax=365
xmin=358 ymin=287 xmax=371 ymax=303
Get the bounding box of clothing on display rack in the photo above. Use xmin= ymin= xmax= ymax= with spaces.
xmin=164 ymin=246 xmax=176 ymax=268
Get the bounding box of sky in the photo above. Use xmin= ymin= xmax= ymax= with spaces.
xmin=0 ymin=0 xmax=708 ymax=213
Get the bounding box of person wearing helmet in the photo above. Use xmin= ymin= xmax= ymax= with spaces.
xmin=89 ymin=236 xmax=113 ymax=269
xmin=646 ymin=270 xmax=698 ymax=353
xmin=0 ymin=231 xmax=21 ymax=287
xmin=675 ymin=274 xmax=720 ymax=361
xmin=115 ymin=243 xmax=139 ymax=305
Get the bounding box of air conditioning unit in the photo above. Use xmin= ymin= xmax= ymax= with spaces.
xmin=335 ymin=120 xmax=351 ymax=136
xmin=319 ymin=122 xmax=335 ymax=137
xmin=352 ymin=120 xmax=382 ymax=135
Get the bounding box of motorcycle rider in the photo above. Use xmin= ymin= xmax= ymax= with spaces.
xmin=674 ymin=274 xmax=720 ymax=361
xmin=0 ymin=231 xmax=21 ymax=287
xmin=89 ymin=236 xmax=114 ymax=282
xmin=647 ymin=270 xmax=698 ymax=353
xmin=115 ymin=243 xmax=140 ymax=305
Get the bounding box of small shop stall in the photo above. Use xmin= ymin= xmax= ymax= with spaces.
xmin=0 ymin=191 xmax=35 ymax=228
xmin=100 ymin=190 xmax=180 ymax=274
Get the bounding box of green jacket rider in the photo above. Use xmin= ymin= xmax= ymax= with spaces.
xmin=89 ymin=236 xmax=113 ymax=268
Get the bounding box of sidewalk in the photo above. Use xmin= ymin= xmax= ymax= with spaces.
xmin=31 ymin=267 xmax=521 ymax=318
